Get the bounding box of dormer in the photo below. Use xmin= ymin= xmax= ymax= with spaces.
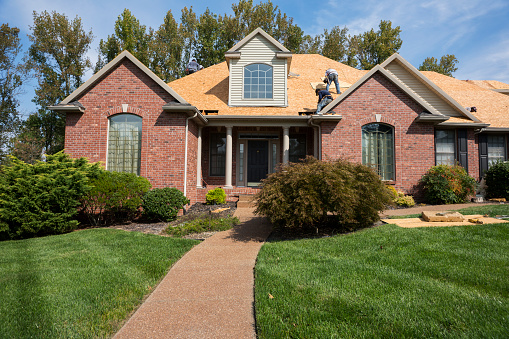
xmin=225 ymin=28 xmax=292 ymax=107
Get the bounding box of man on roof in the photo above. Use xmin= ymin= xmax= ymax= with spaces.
xmin=324 ymin=68 xmax=341 ymax=94
xmin=187 ymin=59 xmax=203 ymax=74
xmin=315 ymin=88 xmax=333 ymax=115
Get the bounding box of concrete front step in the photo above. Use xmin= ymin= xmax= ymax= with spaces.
xmin=237 ymin=194 xmax=256 ymax=208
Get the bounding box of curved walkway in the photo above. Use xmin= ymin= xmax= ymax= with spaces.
xmin=114 ymin=207 xmax=272 ymax=339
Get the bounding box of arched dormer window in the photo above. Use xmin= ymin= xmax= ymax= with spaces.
xmin=107 ymin=114 xmax=142 ymax=175
xmin=362 ymin=123 xmax=394 ymax=181
xmin=244 ymin=63 xmax=273 ymax=99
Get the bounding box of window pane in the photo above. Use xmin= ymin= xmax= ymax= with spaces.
xmin=362 ymin=124 xmax=394 ymax=180
xmin=488 ymin=135 xmax=506 ymax=166
xmin=108 ymin=114 xmax=142 ymax=175
xmin=244 ymin=63 xmax=273 ymax=99
xmin=290 ymin=134 xmax=307 ymax=163
xmin=210 ymin=133 xmax=226 ymax=176
xmin=435 ymin=130 xmax=455 ymax=165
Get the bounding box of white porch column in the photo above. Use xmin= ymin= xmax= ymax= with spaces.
xmin=283 ymin=126 xmax=290 ymax=164
xmin=196 ymin=126 xmax=202 ymax=188
xmin=225 ymin=125 xmax=233 ymax=188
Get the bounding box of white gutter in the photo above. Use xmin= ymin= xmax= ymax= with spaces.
xmin=308 ymin=117 xmax=322 ymax=160
xmin=183 ymin=112 xmax=198 ymax=199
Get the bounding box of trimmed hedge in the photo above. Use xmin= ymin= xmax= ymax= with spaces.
xmin=254 ymin=157 xmax=393 ymax=230
xmin=142 ymin=187 xmax=189 ymax=222
xmin=80 ymin=171 xmax=151 ymax=225
xmin=0 ymin=152 xmax=101 ymax=240
xmin=420 ymin=164 xmax=476 ymax=204
xmin=484 ymin=161 xmax=509 ymax=200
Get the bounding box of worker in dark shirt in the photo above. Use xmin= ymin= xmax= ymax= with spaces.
xmin=186 ymin=59 xmax=203 ymax=74
xmin=315 ymin=88 xmax=333 ymax=115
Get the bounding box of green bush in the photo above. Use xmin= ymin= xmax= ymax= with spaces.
xmin=206 ymin=187 xmax=226 ymax=205
xmin=142 ymin=187 xmax=189 ymax=222
xmin=80 ymin=171 xmax=151 ymax=225
xmin=0 ymin=152 xmax=101 ymax=240
xmin=166 ymin=215 xmax=239 ymax=237
xmin=387 ymin=185 xmax=415 ymax=207
xmin=484 ymin=161 xmax=509 ymax=200
xmin=254 ymin=157 xmax=393 ymax=230
xmin=420 ymin=164 xmax=477 ymax=204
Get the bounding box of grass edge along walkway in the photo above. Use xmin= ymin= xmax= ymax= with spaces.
xmin=255 ymin=213 xmax=509 ymax=338
xmin=0 ymin=228 xmax=199 ymax=338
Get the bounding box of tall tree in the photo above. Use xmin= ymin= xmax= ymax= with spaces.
xmin=98 ymin=9 xmax=153 ymax=67
xmin=25 ymin=10 xmax=93 ymax=155
xmin=321 ymin=26 xmax=350 ymax=63
xmin=419 ymin=54 xmax=459 ymax=77
xmin=0 ymin=24 xmax=25 ymax=163
xmin=151 ymin=10 xmax=186 ymax=82
xmin=194 ymin=9 xmax=224 ymax=68
xmin=350 ymin=20 xmax=402 ymax=69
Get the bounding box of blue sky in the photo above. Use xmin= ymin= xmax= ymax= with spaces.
xmin=1 ymin=0 xmax=508 ymax=117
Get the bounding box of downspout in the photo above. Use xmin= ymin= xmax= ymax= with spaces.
xmin=308 ymin=117 xmax=321 ymax=160
xmin=184 ymin=112 xmax=198 ymax=200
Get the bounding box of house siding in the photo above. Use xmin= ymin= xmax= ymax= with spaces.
xmin=385 ymin=62 xmax=463 ymax=117
xmin=229 ymin=35 xmax=287 ymax=107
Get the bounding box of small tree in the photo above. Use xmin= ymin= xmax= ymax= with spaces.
xmin=254 ymin=157 xmax=392 ymax=230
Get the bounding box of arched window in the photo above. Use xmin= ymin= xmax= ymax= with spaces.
xmin=362 ymin=123 xmax=394 ymax=180
xmin=108 ymin=114 xmax=142 ymax=175
xmin=244 ymin=63 xmax=273 ymax=99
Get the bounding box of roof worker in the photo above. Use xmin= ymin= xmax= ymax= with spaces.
xmin=315 ymin=88 xmax=333 ymax=115
xmin=324 ymin=68 xmax=341 ymax=94
xmin=186 ymin=59 xmax=203 ymax=75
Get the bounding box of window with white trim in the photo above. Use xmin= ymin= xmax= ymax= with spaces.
xmin=107 ymin=114 xmax=142 ymax=175
xmin=362 ymin=123 xmax=394 ymax=181
xmin=244 ymin=64 xmax=273 ymax=99
xmin=435 ymin=130 xmax=455 ymax=165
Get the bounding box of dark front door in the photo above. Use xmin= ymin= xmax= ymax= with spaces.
xmin=248 ymin=140 xmax=269 ymax=183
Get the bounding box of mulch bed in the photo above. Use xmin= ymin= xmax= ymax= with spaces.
xmin=104 ymin=202 xmax=237 ymax=238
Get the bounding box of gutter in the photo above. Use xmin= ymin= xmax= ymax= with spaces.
xmin=308 ymin=117 xmax=322 ymax=160
xmin=183 ymin=112 xmax=198 ymax=201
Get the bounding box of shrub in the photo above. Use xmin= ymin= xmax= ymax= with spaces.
xmin=166 ymin=215 xmax=239 ymax=237
xmin=484 ymin=161 xmax=509 ymax=200
xmin=420 ymin=164 xmax=477 ymax=204
xmin=254 ymin=157 xmax=393 ymax=230
xmin=0 ymin=152 xmax=101 ymax=240
xmin=386 ymin=185 xmax=415 ymax=207
xmin=206 ymin=187 xmax=226 ymax=205
xmin=80 ymin=171 xmax=151 ymax=225
xmin=142 ymin=187 xmax=189 ymax=222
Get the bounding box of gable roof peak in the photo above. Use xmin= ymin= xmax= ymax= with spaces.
xmin=226 ymin=27 xmax=290 ymax=55
xmin=60 ymin=50 xmax=187 ymax=105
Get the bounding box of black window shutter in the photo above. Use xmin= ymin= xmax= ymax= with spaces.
xmin=457 ymin=129 xmax=468 ymax=170
xmin=479 ymin=134 xmax=488 ymax=177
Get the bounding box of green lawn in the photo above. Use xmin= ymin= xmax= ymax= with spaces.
xmin=0 ymin=229 xmax=199 ymax=338
xmin=255 ymin=219 xmax=509 ymax=337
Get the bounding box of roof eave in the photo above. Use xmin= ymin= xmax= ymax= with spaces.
xmin=415 ymin=113 xmax=450 ymax=123
xmin=437 ymin=122 xmax=490 ymax=128
xmin=162 ymin=104 xmax=208 ymax=125
xmin=48 ymin=104 xmax=85 ymax=113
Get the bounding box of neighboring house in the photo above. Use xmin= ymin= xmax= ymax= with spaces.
xmin=51 ymin=28 xmax=509 ymax=204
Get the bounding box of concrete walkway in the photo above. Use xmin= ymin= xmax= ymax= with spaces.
xmin=114 ymin=207 xmax=273 ymax=339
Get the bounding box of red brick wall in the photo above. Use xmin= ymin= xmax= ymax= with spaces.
xmin=65 ymin=58 xmax=199 ymax=202
xmin=324 ymin=72 xmax=435 ymax=196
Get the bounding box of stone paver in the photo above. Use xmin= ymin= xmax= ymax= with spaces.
xmin=114 ymin=207 xmax=272 ymax=339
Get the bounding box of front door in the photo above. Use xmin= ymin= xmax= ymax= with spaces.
xmin=248 ymin=140 xmax=269 ymax=184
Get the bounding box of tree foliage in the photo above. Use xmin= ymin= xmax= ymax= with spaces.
xmin=98 ymin=9 xmax=152 ymax=67
xmin=0 ymin=24 xmax=25 ymax=164
xmin=419 ymin=54 xmax=459 ymax=77
xmin=23 ymin=11 xmax=93 ymax=156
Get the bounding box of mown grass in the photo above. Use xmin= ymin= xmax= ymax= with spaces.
xmin=255 ymin=221 xmax=509 ymax=338
xmin=0 ymin=229 xmax=199 ymax=338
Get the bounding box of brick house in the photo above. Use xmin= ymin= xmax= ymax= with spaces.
xmin=51 ymin=28 xmax=509 ymax=204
